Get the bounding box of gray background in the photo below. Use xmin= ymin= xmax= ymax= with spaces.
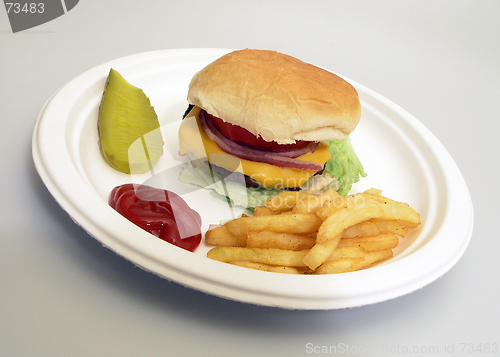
xmin=1 ymin=1 xmax=498 ymax=356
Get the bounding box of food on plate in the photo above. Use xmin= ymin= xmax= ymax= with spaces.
xmin=178 ymin=49 xmax=366 ymax=210
xmin=109 ymin=183 xmax=202 ymax=251
xmin=342 ymin=219 xmax=408 ymax=238
xmin=337 ymin=234 xmax=399 ymax=251
xmin=206 ymin=188 xmax=421 ymax=274
xmin=315 ymin=250 xmax=394 ymax=274
xmin=246 ymin=231 xmax=317 ymax=251
xmin=253 ymin=206 xmax=277 ymax=216
xmin=228 ymin=261 xmax=300 ymax=274
xmin=205 ymin=224 xmax=246 ymax=247
xmin=207 ymin=246 xmax=310 ymax=268
xmin=224 ymin=213 xmax=323 ymax=237
xmin=98 ymin=68 xmax=164 ymax=174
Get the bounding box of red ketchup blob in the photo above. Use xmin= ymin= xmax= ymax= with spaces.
xmin=109 ymin=184 xmax=202 ymax=252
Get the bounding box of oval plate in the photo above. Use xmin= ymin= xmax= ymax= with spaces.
xmin=32 ymin=49 xmax=473 ymax=310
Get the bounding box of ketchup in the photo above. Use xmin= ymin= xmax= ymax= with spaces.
xmin=109 ymin=184 xmax=202 ymax=252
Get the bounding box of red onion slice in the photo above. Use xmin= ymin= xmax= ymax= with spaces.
xmin=199 ymin=111 xmax=325 ymax=171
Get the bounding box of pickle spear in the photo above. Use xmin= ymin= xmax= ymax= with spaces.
xmin=98 ymin=68 xmax=164 ymax=174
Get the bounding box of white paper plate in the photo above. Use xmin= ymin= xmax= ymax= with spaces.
xmin=32 ymin=49 xmax=473 ymax=310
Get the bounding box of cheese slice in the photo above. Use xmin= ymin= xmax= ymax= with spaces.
xmin=178 ymin=106 xmax=331 ymax=189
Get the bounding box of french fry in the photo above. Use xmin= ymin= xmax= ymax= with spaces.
xmin=342 ymin=219 xmax=381 ymax=238
xmin=302 ymin=233 xmax=344 ymax=270
xmin=343 ymin=219 xmax=407 ymax=238
xmin=246 ymin=231 xmax=316 ymax=251
xmin=372 ymin=219 xmax=408 ymax=238
xmin=253 ymin=206 xmax=277 ymax=216
xmin=305 ymin=197 xmax=418 ymax=269
xmin=316 ymin=191 xmax=401 ymax=221
xmin=362 ymin=249 xmax=394 ymax=266
xmin=360 ymin=194 xmax=421 ymax=228
xmin=229 ymin=261 xmax=300 ymax=274
xmin=303 ymin=242 xmax=366 ymax=271
xmin=316 ymin=249 xmax=393 ymax=274
xmin=205 ymin=224 xmax=246 ymax=247
xmin=315 ymin=193 xmax=367 ymax=220
xmin=316 ymin=257 xmax=366 ymax=274
xmin=207 ymin=246 xmax=309 ymax=267
xmin=337 ymin=233 xmax=399 ymax=252
xmin=204 ymin=188 xmax=421 ymax=275
xmin=224 ymin=214 xmax=323 ymax=237
xmin=316 ymin=198 xmax=420 ymax=244
xmin=324 ymin=245 xmax=367 ymax=262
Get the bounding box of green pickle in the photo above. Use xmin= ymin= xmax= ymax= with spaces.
xmin=98 ymin=68 xmax=164 ymax=174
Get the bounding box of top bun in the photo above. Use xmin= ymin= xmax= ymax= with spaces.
xmin=187 ymin=49 xmax=361 ymax=144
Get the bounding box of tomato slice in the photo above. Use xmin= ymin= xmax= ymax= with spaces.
xmin=206 ymin=112 xmax=309 ymax=151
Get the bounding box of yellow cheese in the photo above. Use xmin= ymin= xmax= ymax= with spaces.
xmin=178 ymin=107 xmax=331 ymax=189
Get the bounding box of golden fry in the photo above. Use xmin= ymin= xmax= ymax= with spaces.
xmin=207 ymin=246 xmax=309 ymax=267
xmin=205 ymin=224 xmax=246 ymax=247
xmin=224 ymin=214 xmax=323 ymax=237
xmin=253 ymin=206 xmax=277 ymax=216
xmin=325 ymin=245 xmax=367 ymax=262
xmin=362 ymin=249 xmax=394 ymax=266
xmin=246 ymin=230 xmax=316 ymax=251
xmin=372 ymin=219 xmax=408 ymax=238
xmin=361 ymin=194 xmax=421 ymax=228
xmin=343 ymin=219 xmax=407 ymax=238
xmin=302 ymin=233 xmax=344 ymax=270
xmin=316 ymin=258 xmax=366 ymax=274
xmin=229 ymin=261 xmax=300 ymax=274
xmin=342 ymin=219 xmax=381 ymax=238
xmin=338 ymin=233 xmax=399 ymax=251
xmin=316 ymin=249 xmax=393 ymax=274
xmin=315 ymin=193 xmax=367 ymax=220
xmin=316 ymin=191 xmax=408 ymax=221
xmin=204 ymin=187 xmax=420 ymax=275
xmin=316 ymin=198 xmax=420 ymax=244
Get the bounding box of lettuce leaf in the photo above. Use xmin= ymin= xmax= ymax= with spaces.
xmin=324 ymin=138 xmax=366 ymax=196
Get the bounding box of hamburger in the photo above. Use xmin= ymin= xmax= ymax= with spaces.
xmin=178 ymin=49 xmax=365 ymax=209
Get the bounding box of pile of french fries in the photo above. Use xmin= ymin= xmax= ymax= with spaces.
xmin=205 ymin=188 xmax=421 ymax=274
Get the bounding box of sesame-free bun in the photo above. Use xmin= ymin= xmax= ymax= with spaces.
xmin=187 ymin=49 xmax=361 ymax=144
